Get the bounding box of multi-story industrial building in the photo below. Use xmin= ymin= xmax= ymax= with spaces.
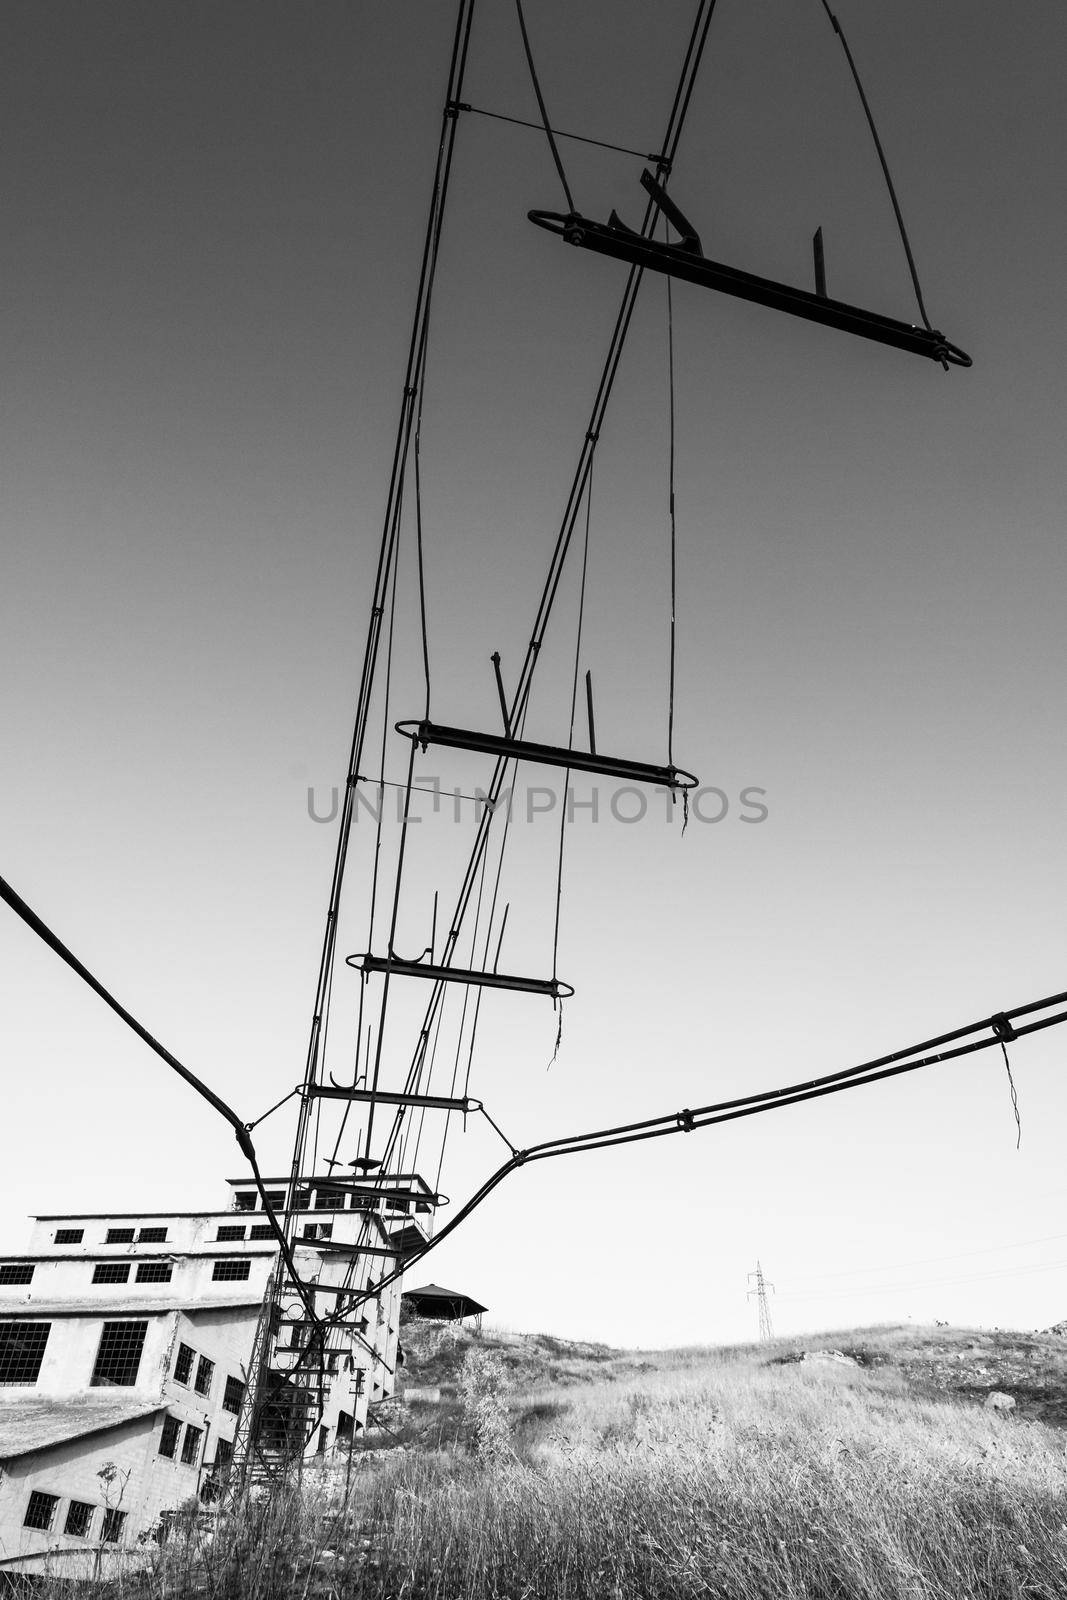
xmin=0 ymin=1172 xmax=430 ymax=1575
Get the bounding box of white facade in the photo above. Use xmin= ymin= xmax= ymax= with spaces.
xmin=0 ymin=1174 xmax=427 ymax=1573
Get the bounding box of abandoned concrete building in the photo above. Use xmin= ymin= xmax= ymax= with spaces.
xmin=0 ymin=1172 xmax=428 ymax=1574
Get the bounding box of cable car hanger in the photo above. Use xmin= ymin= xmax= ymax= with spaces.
xmin=529 ymin=169 xmax=971 ymax=369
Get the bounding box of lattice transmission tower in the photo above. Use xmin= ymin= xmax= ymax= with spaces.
xmin=747 ymin=1260 xmax=775 ymax=1342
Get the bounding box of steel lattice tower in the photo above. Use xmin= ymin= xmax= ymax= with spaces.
xmin=747 ymin=1260 xmax=775 ymax=1342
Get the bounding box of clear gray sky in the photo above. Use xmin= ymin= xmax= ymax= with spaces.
xmin=3 ymin=0 xmax=1066 ymax=1346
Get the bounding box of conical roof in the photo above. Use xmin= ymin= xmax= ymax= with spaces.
xmin=401 ymin=1282 xmax=487 ymax=1320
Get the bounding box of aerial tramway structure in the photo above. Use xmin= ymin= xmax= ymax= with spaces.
xmin=225 ymin=0 xmax=975 ymax=1480
xmin=11 ymin=0 xmax=1067 ymax=1497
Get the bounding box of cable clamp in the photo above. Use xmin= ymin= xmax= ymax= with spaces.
xmin=585 ymin=430 xmax=600 ymax=444
xmin=677 ymin=1108 xmax=695 ymax=1132
xmin=649 ymin=153 xmax=672 ymax=173
xmin=445 ymin=100 xmax=470 ymax=119
xmin=404 ymin=385 xmax=418 ymax=398
xmin=990 ymin=1013 xmax=1017 ymax=1043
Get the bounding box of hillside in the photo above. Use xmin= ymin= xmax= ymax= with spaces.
xmin=132 ymin=1320 xmax=1067 ymax=1600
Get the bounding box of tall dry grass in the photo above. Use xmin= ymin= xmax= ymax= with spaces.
xmin=9 ymin=1343 xmax=1067 ymax=1599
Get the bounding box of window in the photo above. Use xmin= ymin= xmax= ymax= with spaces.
xmin=158 ymin=1415 xmax=181 ymax=1459
xmin=249 ymin=1225 xmax=273 ymax=1240
xmin=136 ymin=1261 xmax=172 ymax=1283
xmin=55 ymin=1228 xmax=84 ymax=1245
xmin=233 ymin=1193 xmax=256 ymax=1212
xmin=101 ymin=1508 xmax=127 ymax=1543
xmin=173 ymin=1342 xmax=194 ymax=1384
xmin=194 ymin=1354 xmax=215 ymax=1397
xmin=214 ymin=1436 xmax=233 ymax=1469
xmin=212 ymin=1260 xmax=250 ymax=1282
xmin=301 ymin=1223 xmax=332 ymax=1241
xmin=93 ymin=1263 xmax=131 ymax=1284
xmin=0 ymin=1264 xmax=34 ymax=1286
xmin=262 ymin=1191 xmax=285 ymax=1209
xmin=181 ymin=1423 xmax=203 ymax=1466
xmin=216 ymin=1225 xmax=245 ymax=1242
xmin=314 ymin=1187 xmax=344 ymax=1210
xmin=222 ymin=1374 xmax=245 ymax=1415
xmin=0 ymin=1323 xmax=51 ymax=1385
xmin=105 ymin=1228 xmax=135 ymax=1245
xmin=90 ymin=1321 xmax=148 ymax=1387
xmin=64 ymin=1501 xmax=95 ymax=1538
xmin=23 ymin=1491 xmax=59 ymax=1532
xmin=138 ymin=1227 xmax=168 ymax=1244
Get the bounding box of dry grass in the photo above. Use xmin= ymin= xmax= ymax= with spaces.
xmin=10 ymin=1327 xmax=1067 ymax=1599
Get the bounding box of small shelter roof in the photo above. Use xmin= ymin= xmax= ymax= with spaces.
xmin=401 ymin=1283 xmax=487 ymax=1320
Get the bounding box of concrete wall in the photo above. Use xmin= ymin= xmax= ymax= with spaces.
xmin=0 ymin=1411 xmax=160 ymax=1571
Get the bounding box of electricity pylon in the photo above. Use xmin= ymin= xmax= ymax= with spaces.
xmin=747 ymin=1260 xmax=775 ymax=1342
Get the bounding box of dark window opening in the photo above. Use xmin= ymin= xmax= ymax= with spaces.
xmin=249 ymin=1225 xmax=273 ymax=1240
xmin=180 ymin=1424 xmax=203 ymax=1466
xmin=0 ymin=1323 xmax=51 ymax=1385
xmin=64 ymin=1500 xmax=95 ymax=1538
xmin=233 ymin=1193 xmax=256 ymax=1212
xmin=138 ymin=1227 xmax=168 ymax=1244
xmin=212 ymin=1260 xmax=250 ymax=1282
xmin=101 ymin=1509 xmax=127 ymax=1544
xmin=314 ymin=1188 xmax=344 ymax=1210
xmin=0 ymin=1263 xmax=34 ymax=1286
xmin=55 ymin=1228 xmax=84 ymax=1245
xmin=91 ymin=1321 xmax=148 ymax=1387
xmin=262 ymin=1191 xmax=285 ymax=1209
xmin=337 ymin=1409 xmax=353 ymax=1441
xmin=222 ymin=1374 xmax=245 ymax=1415
xmin=216 ymin=1225 xmax=245 ymax=1242
xmin=194 ymin=1355 xmax=214 ymax=1397
xmin=173 ymin=1342 xmax=194 ymax=1384
xmin=105 ymin=1228 xmax=135 ymax=1245
xmin=24 ymin=1491 xmax=59 ymax=1532
xmin=159 ymin=1415 xmax=181 ymax=1459
xmin=136 ymin=1261 xmax=172 ymax=1283
xmin=214 ymin=1436 xmax=233 ymax=1469
xmin=93 ymin=1262 xmax=131 ymax=1284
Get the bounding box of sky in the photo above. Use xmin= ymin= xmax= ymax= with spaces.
xmin=2 ymin=0 xmax=1067 ymax=1349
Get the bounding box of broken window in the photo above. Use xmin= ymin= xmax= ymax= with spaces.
xmin=138 ymin=1227 xmax=168 ymax=1244
xmin=158 ymin=1415 xmax=181 ymax=1458
xmin=90 ymin=1321 xmax=148 ymax=1387
xmin=262 ymin=1191 xmax=285 ymax=1208
xmin=222 ymin=1374 xmax=245 ymax=1414
xmin=173 ymin=1342 xmax=194 ymax=1384
xmin=54 ymin=1228 xmax=84 ymax=1245
xmin=212 ymin=1260 xmax=251 ymax=1282
xmin=181 ymin=1424 xmax=203 ymax=1466
xmin=216 ymin=1225 xmax=246 ymax=1242
xmin=0 ymin=1323 xmax=51 ymax=1385
xmin=0 ymin=1264 xmax=34 ymax=1286
xmin=92 ymin=1263 xmax=131 ymax=1284
xmin=314 ymin=1188 xmax=344 ymax=1210
xmin=233 ymin=1193 xmax=256 ymax=1212
xmin=194 ymin=1355 xmax=214 ymax=1397
xmin=23 ymin=1491 xmax=59 ymax=1532
xmin=64 ymin=1501 xmax=95 ymax=1538
xmin=136 ymin=1261 xmax=172 ymax=1284
xmin=105 ymin=1228 xmax=135 ymax=1244
xmin=101 ymin=1508 xmax=127 ymax=1543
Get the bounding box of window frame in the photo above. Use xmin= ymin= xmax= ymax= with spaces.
xmin=100 ymin=1508 xmax=127 ymax=1544
xmin=54 ymin=1228 xmax=84 ymax=1245
xmin=104 ymin=1228 xmax=135 ymax=1245
xmin=92 ymin=1262 xmax=131 ymax=1285
xmin=180 ymin=1423 xmax=203 ymax=1467
xmin=193 ymin=1354 xmax=215 ymax=1397
xmin=64 ymin=1500 xmax=95 ymax=1538
xmin=0 ymin=1263 xmax=34 ymax=1286
xmin=173 ymin=1341 xmax=195 ymax=1385
xmin=222 ymin=1374 xmax=245 ymax=1415
xmin=23 ymin=1490 xmax=59 ymax=1532
xmin=135 ymin=1261 xmax=173 ymax=1284
xmin=0 ymin=1322 xmax=51 ymax=1386
xmin=158 ymin=1414 xmax=181 ymax=1459
xmin=211 ymin=1259 xmax=251 ymax=1282
xmin=90 ymin=1320 xmax=149 ymax=1388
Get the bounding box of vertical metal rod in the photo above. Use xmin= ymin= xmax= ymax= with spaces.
xmin=585 ymin=671 xmax=597 ymax=756
xmin=813 ymin=226 xmax=827 ymax=298
xmin=491 ymin=652 xmax=512 ymax=736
